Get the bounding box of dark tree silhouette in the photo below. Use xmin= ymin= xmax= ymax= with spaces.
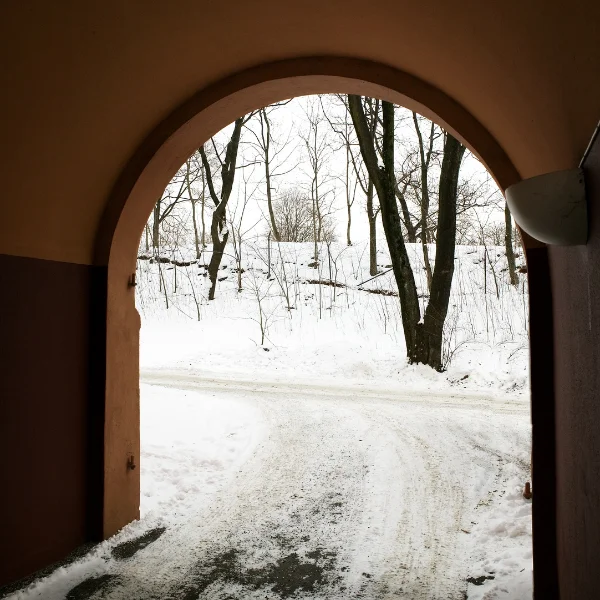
xmin=199 ymin=117 xmax=245 ymax=300
xmin=348 ymin=95 xmax=465 ymax=370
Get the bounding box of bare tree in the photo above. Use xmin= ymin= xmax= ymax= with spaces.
xmin=246 ymin=267 xmax=276 ymax=347
xmin=200 ymin=164 xmax=208 ymax=249
xmin=349 ymin=95 xmax=465 ymax=370
xmin=454 ymin=178 xmax=508 ymax=246
xmin=259 ymin=107 xmax=280 ymax=241
xmin=228 ymin=166 xmax=261 ymax=293
xmin=199 ymin=116 xmax=247 ymax=300
xmin=301 ymin=98 xmax=336 ymax=264
xmin=343 ymin=117 xmax=358 ymax=247
xmin=320 ymin=95 xmax=359 ymax=246
xmin=151 ymin=165 xmax=191 ymax=253
xmin=245 ymin=102 xmax=296 ymax=242
xmin=360 ymin=98 xmax=382 ymax=276
xmin=324 ymin=95 xmax=386 ymax=275
xmin=185 ymin=154 xmax=207 ymax=259
xmin=394 ymin=167 xmax=418 ymax=243
xmin=365 ymin=178 xmax=380 ymax=276
xmin=343 ymin=97 xmax=381 ymax=275
xmin=412 ymin=113 xmax=439 ymax=290
xmin=505 ymin=202 xmax=519 ymax=286
xmin=272 ymin=189 xmax=336 ymax=243
xmin=423 ymin=132 xmax=466 ymax=367
xmin=349 ymin=96 xmax=421 ymax=358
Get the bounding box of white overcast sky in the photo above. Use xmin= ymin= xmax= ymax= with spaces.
xmin=165 ymin=95 xmax=503 ymax=246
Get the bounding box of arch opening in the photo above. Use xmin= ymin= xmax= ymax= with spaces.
xmin=98 ymin=59 xmax=549 ymax=599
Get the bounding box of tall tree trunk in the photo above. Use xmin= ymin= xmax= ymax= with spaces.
xmin=207 ymin=208 xmax=229 ymax=300
xmin=347 ymin=200 xmax=352 ymax=247
xmin=395 ymin=184 xmax=417 ymax=243
xmin=152 ymin=201 xmax=161 ymax=251
xmin=266 ymin=165 xmax=279 ymax=241
xmin=201 ymin=166 xmax=206 ymax=248
xmin=345 ymin=118 xmax=352 ymax=246
xmin=314 ymin=139 xmax=322 ymax=244
xmin=422 ymin=235 xmax=433 ymax=291
xmin=200 ymin=117 xmax=244 ymax=300
xmin=366 ymin=179 xmax=378 ymax=276
xmin=349 ymin=95 xmax=464 ymax=371
xmin=308 ymin=116 xmax=321 ymax=260
xmin=267 ymin=231 xmax=272 ymax=279
xmin=261 ymin=109 xmax=281 ymax=241
xmin=505 ymin=202 xmax=519 ymax=286
xmin=366 ymin=97 xmax=379 ymax=273
xmin=191 ymin=199 xmax=200 ymax=259
xmin=413 ymin=113 xmax=435 ymax=290
xmin=416 ymin=133 xmax=466 ymax=370
xmin=186 ymin=160 xmax=201 ymax=260
xmin=312 ymin=190 xmax=319 ymax=262
xmin=237 ymin=231 xmax=243 ymax=292
xmin=349 ymin=96 xmax=422 ymax=359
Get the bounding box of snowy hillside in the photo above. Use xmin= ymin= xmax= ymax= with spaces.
xmin=137 ymin=239 xmax=530 ymax=395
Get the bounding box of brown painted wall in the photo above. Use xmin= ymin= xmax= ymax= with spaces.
xmin=548 ymin=134 xmax=600 ymax=598
xmin=0 ymin=255 xmax=105 ymax=586
xmin=0 ymin=1 xmax=599 ymax=265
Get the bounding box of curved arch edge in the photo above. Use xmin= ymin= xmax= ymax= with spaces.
xmin=94 ymin=56 xmax=523 ymax=269
xmin=96 ymin=55 xmax=528 ymax=538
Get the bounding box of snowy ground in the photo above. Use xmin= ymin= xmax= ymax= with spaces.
xmin=7 ymin=374 xmax=531 ymax=600
xmin=4 ymin=241 xmax=533 ymax=599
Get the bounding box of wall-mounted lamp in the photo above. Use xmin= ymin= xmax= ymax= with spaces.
xmin=506 ymin=122 xmax=600 ymax=246
xmin=506 ymin=168 xmax=587 ymax=246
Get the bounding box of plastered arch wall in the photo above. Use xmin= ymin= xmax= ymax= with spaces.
xmin=98 ymin=58 xmax=557 ymax=598
xmin=99 ymin=58 xmax=524 ymax=266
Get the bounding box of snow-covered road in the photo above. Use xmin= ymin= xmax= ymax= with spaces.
xmin=8 ymin=373 xmax=532 ymax=600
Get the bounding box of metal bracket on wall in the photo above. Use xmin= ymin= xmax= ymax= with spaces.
xmin=505 ymin=168 xmax=587 ymax=246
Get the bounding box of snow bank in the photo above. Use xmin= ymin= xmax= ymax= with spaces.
xmin=466 ymin=469 xmax=533 ymax=599
xmin=140 ymin=383 xmax=266 ymax=522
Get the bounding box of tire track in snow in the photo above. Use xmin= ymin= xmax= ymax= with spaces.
xmin=129 ymin=373 xmax=526 ymax=599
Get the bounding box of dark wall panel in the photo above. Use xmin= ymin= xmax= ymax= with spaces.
xmin=0 ymin=255 xmax=106 ymax=586
xmin=549 ymin=134 xmax=600 ymax=599
xmin=526 ymin=245 xmax=559 ymax=599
